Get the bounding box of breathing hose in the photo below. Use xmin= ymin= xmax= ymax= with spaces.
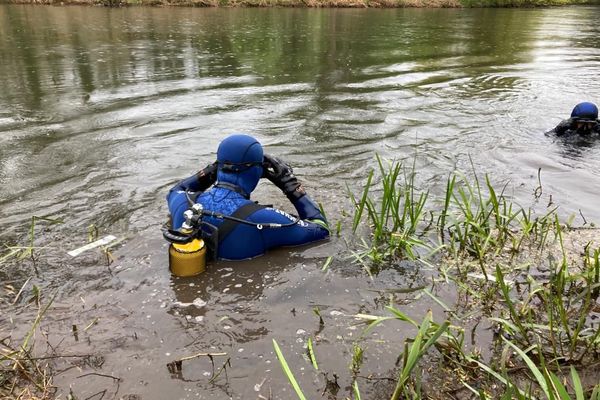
xmin=163 ymin=190 xmax=300 ymax=245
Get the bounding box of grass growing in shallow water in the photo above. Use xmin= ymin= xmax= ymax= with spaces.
xmin=353 ymin=156 xmax=600 ymax=397
xmin=349 ymin=155 xmax=431 ymax=269
xmin=273 ymin=155 xmax=600 ymax=399
xmin=1 ymin=294 xmax=57 ymax=399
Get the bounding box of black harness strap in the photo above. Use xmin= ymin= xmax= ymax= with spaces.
xmin=214 ymin=182 xmax=250 ymax=199
xmin=217 ymin=202 xmax=266 ymax=244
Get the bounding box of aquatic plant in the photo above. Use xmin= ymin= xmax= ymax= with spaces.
xmin=0 ymin=216 xmax=63 ymax=267
xmin=350 ymin=154 xmax=559 ymax=277
xmin=355 ymin=306 xmax=451 ymax=399
xmin=349 ymin=155 xmax=430 ymax=265
xmin=464 ymin=341 xmax=600 ymax=399
xmin=431 ymin=241 xmax=600 ymax=397
xmin=344 ymin=154 xmax=600 ymax=398
xmin=307 ymin=337 xmax=318 ymax=370
xmin=272 ymin=339 xmax=307 ymax=400
xmin=440 ymin=170 xmax=557 ymax=275
xmin=349 ymin=343 xmax=364 ymax=377
xmin=1 ymin=293 xmax=56 ymax=399
xmin=388 ymin=310 xmax=450 ymax=400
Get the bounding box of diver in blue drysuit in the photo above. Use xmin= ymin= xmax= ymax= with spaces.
xmin=167 ymin=134 xmax=329 ymax=260
xmin=546 ymin=102 xmax=600 ymax=137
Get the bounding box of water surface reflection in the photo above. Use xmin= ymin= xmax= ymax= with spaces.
xmin=1 ymin=6 xmax=600 ymax=397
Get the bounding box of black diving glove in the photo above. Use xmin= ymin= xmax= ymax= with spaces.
xmin=195 ymin=161 xmax=218 ymax=191
xmin=263 ymin=154 xmax=306 ymax=202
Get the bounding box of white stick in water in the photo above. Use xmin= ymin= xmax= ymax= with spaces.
xmin=68 ymin=235 xmax=117 ymax=257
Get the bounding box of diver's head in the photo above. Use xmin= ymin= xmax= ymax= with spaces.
xmin=571 ymin=102 xmax=598 ymax=121
xmin=571 ymin=102 xmax=598 ymax=133
xmin=216 ymin=134 xmax=263 ymax=196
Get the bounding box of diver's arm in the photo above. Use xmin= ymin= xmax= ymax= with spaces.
xmin=216 ymin=206 xmax=329 ymax=260
xmin=262 ymin=154 xmax=328 ymax=229
xmin=250 ymin=206 xmax=329 ymax=249
xmin=291 ymin=195 xmax=328 ymax=229
xmin=169 ymin=162 xmax=218 ymax=194
xmin=166 ymin=162 xmax=217 ymax=229
xmin=550 ymin=118 xmax=574 ymax=137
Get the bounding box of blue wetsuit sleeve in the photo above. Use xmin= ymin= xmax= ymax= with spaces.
xmin=169 ymin=173 xmax=204 ymax=194
xmin=167 ymin=173 xmax=202 ymax=229
xmin=167 ymin=165 xmax=217 ymax=228
xmin=291 ymin=195 xmax=328 ymax=228
xmin=247 ymin=207 xmax=329 ymax=250
xmin=169 ymin=163 xmax=217 ymax=195
xmin=166 ymin=173 xmax=206 ymax=229
xmin=166 ymin=191 xmax=189 ymax=229
xmin=216 ymin=206 xmax=329 ymax=260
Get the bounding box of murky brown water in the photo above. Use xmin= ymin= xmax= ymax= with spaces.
xmin=1 ymin=4 xmax=600 ymax=399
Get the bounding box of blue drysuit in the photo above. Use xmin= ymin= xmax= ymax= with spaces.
xmin=167 ymin=168 xmax=329 ymax=260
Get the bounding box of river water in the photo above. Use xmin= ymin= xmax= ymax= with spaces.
xmin=1 ymin=4 xmax=600 ymax=399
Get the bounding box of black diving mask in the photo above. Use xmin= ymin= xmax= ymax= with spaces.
xmin=218 ymin=161 xmax=263 ymax=173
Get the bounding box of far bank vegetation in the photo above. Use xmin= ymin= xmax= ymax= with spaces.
xmin=5 ymin=0 xmax=600 ymax=8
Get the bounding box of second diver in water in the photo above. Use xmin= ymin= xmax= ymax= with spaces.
xmin=546 ymin=102 xmax=600 ymax=137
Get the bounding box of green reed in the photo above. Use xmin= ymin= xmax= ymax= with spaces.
xmin=442 ymin=173 xmax=520 ymax=265
xmin=0 ymin=215 xmax=63 ymax=265
xmin=389 ymin=310 xmax=449 ymax=400
xmin=438 ymin=171 xmax=559 ymax=280
xmin=1 ymin=291 xmax=56 ymax=398
xmin=307 ymin=337 xmax=318 ymax=370
xmin=466 ymin=339 xmax=600 ymax=399
xmin=350 ymin=343 xmax=364 ymax=377
xmin=583 ymin=243 xmax=600 ymax=299
xmin=275 ymin=155 xmax=600 ymax=398
xmin=350 ymin=155 xmax=562 ymax=273
xmin=512 ymin=207 xmax=557 ymax=254
xmin=272 ymin=339 xmax=307 ymax=400
xmin=352 ymin=380 xmax=362 ymax=400
xmin=471 ymin=235 xmax=600 ymax=394
xmin=494 ymin=265 xmax=533 ymax=346
xmin=359 ymin=306 xmax=450 ymax=399
xmin=350 ymin=155 xmax=429 ymax=264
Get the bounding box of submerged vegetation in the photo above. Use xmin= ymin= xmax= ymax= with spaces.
xmin=1 ymin=295 xmax=57 ymax=400
xmin=0 ymin=218 xmax=116 ymax=399
xmin=275 ymin=156 xmax=600 ymax=399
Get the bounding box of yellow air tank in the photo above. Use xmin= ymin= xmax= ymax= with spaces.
xmin=168 ymin=238 xmax=206 ymax=277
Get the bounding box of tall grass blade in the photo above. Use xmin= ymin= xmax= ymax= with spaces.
xmin=570 ymin=366 xmax=584 ymax=400
xmin=21 ymin=292 xmax=57 ymax=354
xmin=390 ymin=311 xmax=449 ymax=400
xmin=351 ymin=170 xmax=374 ymax=233
xmin=421 ymin=288 xmax=452 ymax=313
xmin=307 ymin=337 xmax=318 ymax=370
xmin=466 ymin=356 xmax=533 ymax=399
xmin=590 ymin=384 xmax=600 ymax=400
xmin=353 ymin=380 xmax=362 ymax=400
xmin=502 ymin=338 xmax=551 ymax=399
xmin=321 ymin=256 xmax=333 ymax=272
xmin=272 ymin=339 xmax=307 ymax=400
xmin=384 ymin=305 xmax=418 ymax=328
xmin=439 ymin=174 xmax=456 ymax=241
xmin=547 ymin=370 xmax=570 ymax=400
xmin=496 ymin=265 xmax=529 ymax=342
